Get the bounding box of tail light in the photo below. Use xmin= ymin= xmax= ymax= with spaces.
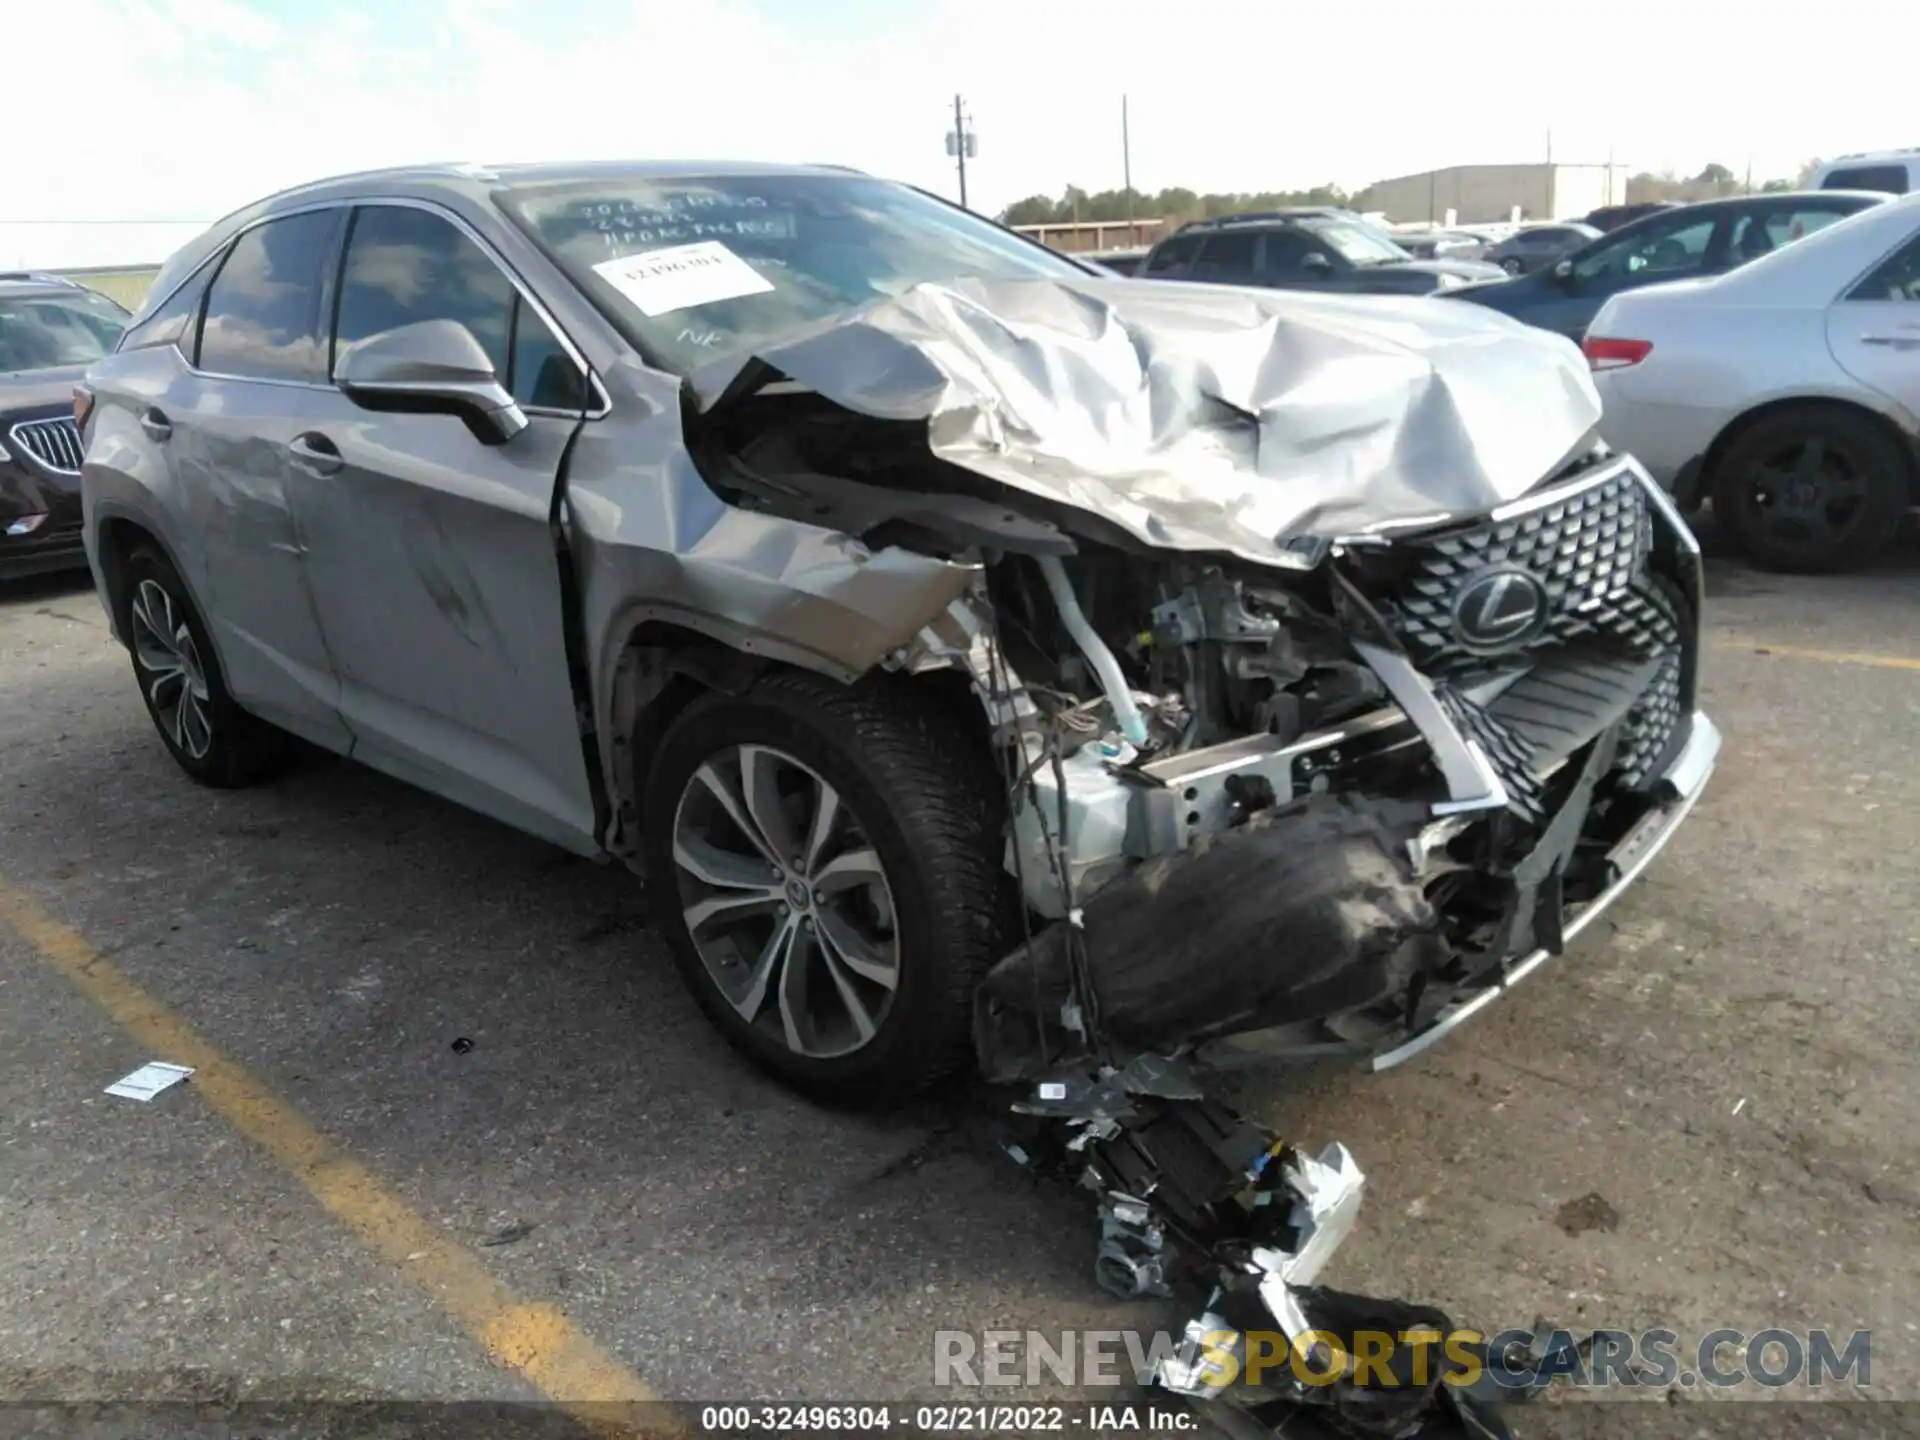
xmin=1582 ymin=336 xmax=1652 ymax=371
xmin=73 ymin=384 xmax=95 ymax=431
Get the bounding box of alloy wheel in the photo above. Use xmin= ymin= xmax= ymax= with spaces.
xmin=1741 ymin=435 xmax=1870 ymax=558
xmin=130 ymin=578 xmax=214 ymax=760
xmin=671 ymin=743 xmax=901 ymax=1060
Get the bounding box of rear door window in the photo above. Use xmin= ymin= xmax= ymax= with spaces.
xmin=196 ymin=210 xmax=343 ymax=383
xmin=1575 ymin=213 xmax=1716 ymax=282
xmin=1191 ymin=231 xmax=1259 ymax=280
xmin=1144 ymin=234 xmax=1202 ymax=275
xmin=1822 ymin=165 xmax=1909 ymax=195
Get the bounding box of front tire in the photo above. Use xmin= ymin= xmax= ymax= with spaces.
xmin=640 ymin=669 xmax=1010 ymax=1104
xmin=1707 ymin=406 xmax=1909 ymax=573
xmin=119 ymin=543 xmax=291 ymax=787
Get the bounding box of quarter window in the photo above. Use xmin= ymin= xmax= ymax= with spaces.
xmin=119 ymin=262 xmax=213 ymax=356
xmin=197 ymin=210 xmax=341 ymax=383
xmin=333 ymin=205 xmax=585 ymax=410
xmin=1847 ymin=234 xmax=1920 ymax=302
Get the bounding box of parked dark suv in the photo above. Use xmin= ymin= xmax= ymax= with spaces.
xmin=1 ymin=274 xmax=129 ymax=579
xmin=1138 ymin=212 xmax=1501 ymax=295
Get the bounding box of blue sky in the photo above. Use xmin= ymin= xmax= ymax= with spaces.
xmin=5 ymin=0 xmax=1912 ymax=266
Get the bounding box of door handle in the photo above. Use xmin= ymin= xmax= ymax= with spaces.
xmin=138 ymin=408 xmax=172 ymax=442
xmin=288 ymin=432 xmax=343 ymax=477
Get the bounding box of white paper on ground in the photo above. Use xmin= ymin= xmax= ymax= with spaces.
xmin=105 ymin=1061 xmax=195 ymax=1101
xmin=591 ymin=241 xmax=773 ymax=318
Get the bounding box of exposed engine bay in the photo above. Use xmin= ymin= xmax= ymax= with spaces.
xmin=675 ymin=279 xmax=1723 ymax=1436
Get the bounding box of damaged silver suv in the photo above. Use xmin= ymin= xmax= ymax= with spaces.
xmin=80 ymin=161 xmax=1721 ymax=1104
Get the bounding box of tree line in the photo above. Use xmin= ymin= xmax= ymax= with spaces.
xmin=998 ymin=161 xmax=1828 ymax=228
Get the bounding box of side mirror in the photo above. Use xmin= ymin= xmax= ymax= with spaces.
xmin=1552 ymin=257 xmax=1576 ymax=285
xmin=1302 ymin=251 xmax=1333 ymax=273
xmin=335 ymin=319 xmax=528 ymax=445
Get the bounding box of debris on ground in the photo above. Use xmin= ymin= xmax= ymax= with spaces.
xmin=103 ymin=1061 xmax=194 ymax=1102
xmin=1551 ymin=1192 xmax=1620 ymax=1237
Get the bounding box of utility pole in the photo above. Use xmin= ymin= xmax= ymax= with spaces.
xmin=945 ymin=95 xmax=977 ymax=209
xmin=1122 ymin=95 xmax=1134 ymax=238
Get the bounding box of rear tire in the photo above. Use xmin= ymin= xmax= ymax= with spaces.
xmin=1707 ymin=406 xmax=1909 ymax=573
xmin=640 ymin=668 xmax=1011 ymax=1105
xmin=119 ymin=543 xmax=292 ymax=787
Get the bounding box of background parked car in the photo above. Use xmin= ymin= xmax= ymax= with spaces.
xmin=1390 ymin=227 xmax=1488 ymax=262
xmin=2 ymin=274 xmax=129 ymax=580
xmin=1139 ymin=212 xmax=1502 ymax=294
xmin=1083 ymin=248 xmax=1148 ymax=276
xmin=1481 ymin=222 xmax=1602 ymax=276
xmin=1448 ymin=191 xmax=1889 ymax=341
xmin=1583 ymin=201 xmax=1679 ymax=233
xmin=1584 ymin=192 xmax=1920 ymax=572
xmin=1813 ymin=149 xmax=1920 ymax=196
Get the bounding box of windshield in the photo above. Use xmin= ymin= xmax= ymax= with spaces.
xmin=0 ymin=290 xmax=128 ymax=372
xmin=1300 ymin=218 xmax=1410 ymax=266
xmin=502 ymin=174 xmax=1090 ymax=375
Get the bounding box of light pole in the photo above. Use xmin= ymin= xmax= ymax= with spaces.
xmin=945 ymin=95 xmax=978 ymax=209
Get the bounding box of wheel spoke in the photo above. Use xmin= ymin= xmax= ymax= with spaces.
xmin=802 ymin=779 xmax=843 ymax=877
xmin=1794 ymin=437 xmax=1827 ymax=479
xmin=691 ymin=760 xmax=782 ymax=869
xmin=816 ymin=911 xmax=898 ymax=991
xmin=739 ymin=745 xmax=802 ymax=867
xmin=818 ymin=939 xmax=879 ymax=1045
xmin=733 ymin=912 xmax=801 ymax=1026
xmin=674 ymin=831 xmax=778 ymax=892
xmin=131 ymin=582 xmax=182 ymax=674
xmin=180 ymin=692 xmax=213 ymax=758
xmin=775 ymin=923 xmax=816 ymax=1053
xmin=814 ymin=846 xmax=883 ymax=894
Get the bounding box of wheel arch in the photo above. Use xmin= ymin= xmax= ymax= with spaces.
xmin=1700 ymin=395 xmax=1920 ymax=503
xmin=93 ymin=510 xmax=195 ymax=647
xmin=600 ymin=616 xmax=993 ymax=865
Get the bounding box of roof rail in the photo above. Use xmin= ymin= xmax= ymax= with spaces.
xmin=0 ymin=270 xmax=81 ymax=287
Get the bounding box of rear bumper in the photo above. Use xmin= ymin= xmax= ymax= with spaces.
xmin=1370 ymin=708 xmax=1720 ymax=1070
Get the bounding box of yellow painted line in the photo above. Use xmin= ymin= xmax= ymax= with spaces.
xmin=0 ymin=877 xmax=666 ymax=1431
xmin=1713 ymin=640 xmax=1920 ymax=674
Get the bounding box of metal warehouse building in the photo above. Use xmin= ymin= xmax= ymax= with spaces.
xmin=1362 ymin=163 xmax=1629 ymax=224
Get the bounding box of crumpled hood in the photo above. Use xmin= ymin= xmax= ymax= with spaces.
xmin=693 ymin=276 xmax=1602 ymax=567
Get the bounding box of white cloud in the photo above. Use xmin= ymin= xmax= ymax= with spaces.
xmin=6 ymin=0 xmax=1915 ymax=268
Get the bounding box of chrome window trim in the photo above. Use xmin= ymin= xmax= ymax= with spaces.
xmin=180 ymin=195 xmax=611 ymax=420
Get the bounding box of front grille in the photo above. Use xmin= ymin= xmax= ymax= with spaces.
xmin=1374 ymin=464 xmax=1693 ymax=808
xmin=1381 ymin=466 xmax=1659 ymax=675
xmin=9 ymin=417 xmax=84 ymax=475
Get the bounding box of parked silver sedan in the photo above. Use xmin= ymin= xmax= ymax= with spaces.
xmin=78 ymin=160 xmax=1718 ymax=1104
xmin=1586 ymin=191 xmax=1920 ymax=571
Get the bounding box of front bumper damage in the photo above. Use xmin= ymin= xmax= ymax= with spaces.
xmin=949 ymin=457 xmax=1720 ymax=1084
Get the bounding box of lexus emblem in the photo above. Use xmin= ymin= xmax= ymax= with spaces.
xmin=1451 ymin=567 xmax=1549 ymax=651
